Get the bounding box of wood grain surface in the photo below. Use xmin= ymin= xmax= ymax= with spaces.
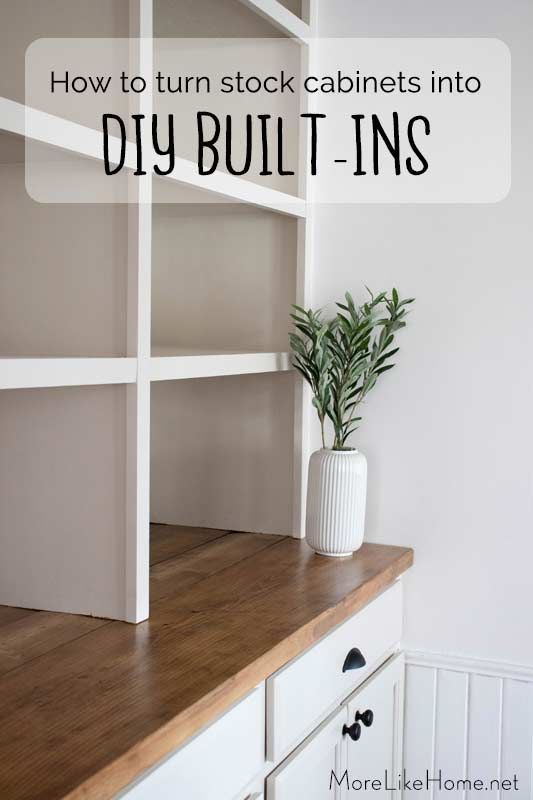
xmin=0 ymin=525 xmax=413 ymax=800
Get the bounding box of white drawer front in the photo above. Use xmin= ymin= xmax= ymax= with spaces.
xmin=122 ymin=687 xmax=265 ymax=800
xmin=267 ymin=581 xmax=402 ymax=761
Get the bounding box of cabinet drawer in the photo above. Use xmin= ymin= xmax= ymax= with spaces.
xmin=121 ymin=686 xmax=265 ymax=800
xmin=267 ymin=581 xmax=402 ymax=761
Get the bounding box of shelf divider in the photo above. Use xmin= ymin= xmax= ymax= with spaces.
xmin=124 ymin=0 xmax=153 ymax=624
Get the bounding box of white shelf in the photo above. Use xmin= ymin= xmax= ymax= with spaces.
xmin=0 ymin=358 xmax=137 ymax=390
xmin=160 ymin=157 xmax=306 ymax=218
xmin=0 ymin=97 xmax=132 ymax=170
xmin=150 ymin=351 xmax=292 ymax=382
xmin=236 ymin=0 xmax=310 ymax=40
xmin=0 ymin=97 xmax=306 ymax=218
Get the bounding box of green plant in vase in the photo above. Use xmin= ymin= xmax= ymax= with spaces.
xmin=289 ymin=288 xmax=414 ymax=556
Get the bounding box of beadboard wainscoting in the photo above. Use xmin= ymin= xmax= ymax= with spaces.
xmin=404 ymin=652 xmax=533 ymax=799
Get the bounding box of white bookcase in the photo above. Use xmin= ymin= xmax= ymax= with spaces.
xmin=0 ymin=0 xmax=316 ymax=622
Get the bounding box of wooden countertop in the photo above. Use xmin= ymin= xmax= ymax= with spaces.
xmin=0 ymin=526 xmax=413 ymax=800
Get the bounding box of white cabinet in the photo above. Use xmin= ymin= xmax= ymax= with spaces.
xmin=266 ymin=654 xmax=404 ymax=800
xmin=267 ymin=582 xmax=402 ymax=761
xmin=121 ymin=687 xmax=265 ymax=800
xmin=267 ymin=707 xmax=347 ymax=800
xmin=343 ymin=654 xmax=405 ymax=800
xmin=120 ymin=586 xmax=406 ymax=800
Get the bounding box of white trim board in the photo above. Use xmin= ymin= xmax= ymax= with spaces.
xmin=405 ymin=650 xmax=533 ymax=684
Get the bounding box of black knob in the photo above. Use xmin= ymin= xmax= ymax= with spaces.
xmin=356 ymin=709 xmax=374 ymax=728
xmin=342 ymin=721 xmax=362 ymax=741
xmin=342 ymin=647 xmax=366 ymax=672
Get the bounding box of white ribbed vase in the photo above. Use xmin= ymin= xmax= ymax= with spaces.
xmin=306 ymin=448 xmax=367 ymax=557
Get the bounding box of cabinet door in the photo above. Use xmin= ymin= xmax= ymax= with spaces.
xmin=343 ymin=654 xmax=404 ymax=800
xmin=267 ymin=707 xmax=347 ymax=800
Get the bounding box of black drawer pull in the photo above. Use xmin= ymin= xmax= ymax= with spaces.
xmin=342 ymin=647 xmax=366 ymax=672
xmin=356 ymin=709 xmax=374 ymax=728
xmin=342 ymin=721 xmax=362 ymax=741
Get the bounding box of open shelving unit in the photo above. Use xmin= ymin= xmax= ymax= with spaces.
xmin=0 ymin=0 xmax=316 ymax=622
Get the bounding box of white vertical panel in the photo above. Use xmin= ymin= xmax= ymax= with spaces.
xmin=434 ymin=670 xmax=469 ymax=799
xmin=393 ymin=653 xmax=406 ymax=784
xmin=466 ymin=675 xmax=502 ymax=800
xmin=292 ymin=1 xmax=316 ymax=537
xmin=125 ymin=0 xmax=153 ymax=622
xmin=404 ymin=665 xmax=437 ymax=800
xmin=292 ymin=216 xmax=312 ymax=537
xmin=501 ymin=679 xmax=533 ymax=799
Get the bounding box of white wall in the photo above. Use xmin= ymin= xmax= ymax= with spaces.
xmin=151 ymin=373 xmax=295 ymax=535
xmin=315 ymin=0 xmax=533 ymax=671
xmin=0 ymin=385 xmax=127 ymax=619
xmin=314 ymin=0 xmax=533 ymax=783
xmin=151 ymin=205 xmax=296 ymax=354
